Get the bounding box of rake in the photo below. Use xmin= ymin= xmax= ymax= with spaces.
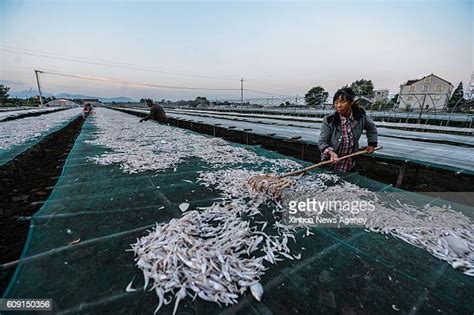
xmin=248 ymin=147 xmax=383 ymax=197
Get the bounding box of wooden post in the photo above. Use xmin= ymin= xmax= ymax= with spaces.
xmin=395 ymin=163 xmax=406 ymax=188
xmin=413 ymin=164 xmax=420 ymax=188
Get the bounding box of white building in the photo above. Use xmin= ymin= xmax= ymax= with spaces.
xmin=397 ymin=74 xmax=454 ymax=111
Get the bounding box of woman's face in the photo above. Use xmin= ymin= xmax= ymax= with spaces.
xmin=334 ymin=96 xmax=352 ymax=115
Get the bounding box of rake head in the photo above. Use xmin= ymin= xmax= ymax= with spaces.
xmin=247 ymin=174 xmax=294 ymax=198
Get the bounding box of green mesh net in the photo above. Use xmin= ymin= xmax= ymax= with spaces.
xmin=3 ymin=109 xmax=473 ymax=314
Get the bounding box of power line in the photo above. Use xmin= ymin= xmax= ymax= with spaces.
xmin=36 ymin=69 xmax=240 ymax=91
xmin=1 ymin=45 xmax=240 ymax=81
xmin=243 ymin=88 xmax=296 ymax=98
xmin=1 ymin=45 xmax=302 ymax=94
xmin=244 ymin=78 xmax=301 ymax=91
xmin=36 ymin=70 xmax=298 ymax=98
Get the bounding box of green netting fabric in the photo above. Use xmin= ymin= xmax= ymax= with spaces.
xmin=0 ymin=109 xmax=81 ymax=165
xmin=3 ymin=108 xmax=473 ymax=314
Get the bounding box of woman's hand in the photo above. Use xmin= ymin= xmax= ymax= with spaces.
xmin=328 ymin=151 xmax=339 ymax=163
xmin=364 ymin=146 xmax=376 ymax=153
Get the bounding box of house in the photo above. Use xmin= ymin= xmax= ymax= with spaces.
xmin=374 ymin=89 xmax=389 ymax=102
xmin=396 ymin=74 xmax=454 ymax=111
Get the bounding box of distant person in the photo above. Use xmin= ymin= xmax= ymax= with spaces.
xmin=139 ymin=99 xmax=167 ymax=123
xmin=82 ymin=103 xmax=91 ymax=119
xmin=318 ymin=87 xmax=378 ymax=172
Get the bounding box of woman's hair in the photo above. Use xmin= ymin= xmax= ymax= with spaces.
xmin=333 ymin=87 xmax=360 ymax=110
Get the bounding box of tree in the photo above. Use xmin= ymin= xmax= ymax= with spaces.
xmin=0 ymin=84 xmax=10 ymax=106
xmin=349 ymin=79 xmax=375 ymax=99
xmin=448 ymin=82 xmax=465 ymax=109
xmin=305 ymin=86 xmax=328 ymax=106
xmin=373 ymin=99 xmax=394 ymax=111
xmin=191 ymin=96 xmax=210 ymax=107
xmin=27 ymin=96 xmax=41 ymax=106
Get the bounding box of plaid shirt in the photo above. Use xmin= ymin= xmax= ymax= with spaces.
xmin=324 ymin=113 xmax=356 ymax=172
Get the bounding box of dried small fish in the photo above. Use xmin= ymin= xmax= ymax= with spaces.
xmin=86 ymin=109 xmax=299 ymax=174
xmin=69 ymin=238 xmax=81 ymax=245
xmin=179 ymin=203 xmax=189 ymax=212
xmin=0 ymin=108 xmax=81 ymax=150
xmin=88 ymin=107 xmax=474 ymax=314
xmin=0 ymin=107 xmax=58 ymax=120
xmin=130 ymin=205 xmax=268 ymax=312
xmin=250 ymin=282 xmax=263 ymax=302
xmin=125 ymin=278 xmax=137 ymax=292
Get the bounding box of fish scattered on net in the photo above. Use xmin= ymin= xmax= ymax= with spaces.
xmin=283 ymin=176 xmax=474 ymax=276
xmin=85 ymin=109 xmax=300 ymax=173
xmin=0 ymin=108 xmax=81 ymax=150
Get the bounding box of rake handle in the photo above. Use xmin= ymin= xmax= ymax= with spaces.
xmin=280 ymin=146 xmax=383 ymax=178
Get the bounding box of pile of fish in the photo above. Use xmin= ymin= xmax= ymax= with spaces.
xmin=128 ymin=170 xmax=304 ymax=314
xmin=129 ymin=205 xmax=270 ymax=314
xmin=85 ymin=109 xmax=474 ymax=314
xmin=0 ymin=108 xmax=81 ymax=150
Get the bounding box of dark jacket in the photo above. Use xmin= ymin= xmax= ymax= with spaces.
xmin=317 ymin=107 xmax=378 ymax=155
xmin=144 ymin=104 xmax=167 ymax=123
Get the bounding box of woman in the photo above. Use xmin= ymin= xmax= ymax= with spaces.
xmin=318 ymin=87 xmax=378 ymax=172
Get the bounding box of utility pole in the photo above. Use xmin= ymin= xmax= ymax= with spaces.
xmin=34 ymin=70 xmax=44 ymax=107
xmin=468 ymin=72 xmax=474 ymax=100
xmin=240 ymin=78 xmax=244 ymax=106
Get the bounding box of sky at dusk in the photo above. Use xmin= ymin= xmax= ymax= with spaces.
xmin=0 ymin=0 xmax=472 ymax=101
